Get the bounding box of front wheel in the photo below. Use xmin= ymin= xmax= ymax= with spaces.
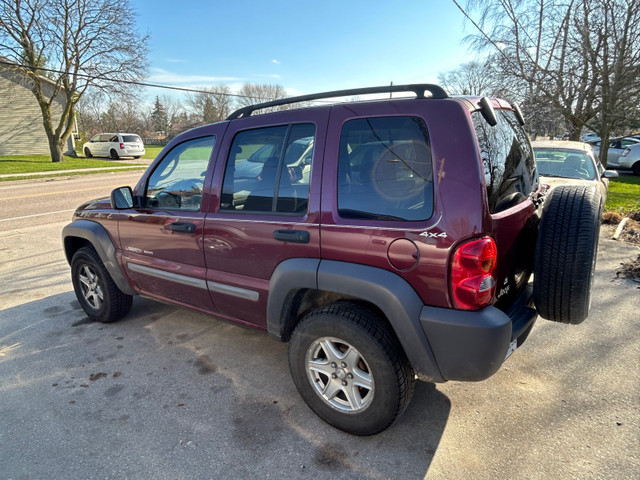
xmin=84 ymin=148 xmax=92 ymax=158
xmin=288 ymin=303 xmax=414 ymax=435
xmin=632 ymin=161 xmax=640 ymax=175
xmin=71 ymin=247 xmax=132 ymax=323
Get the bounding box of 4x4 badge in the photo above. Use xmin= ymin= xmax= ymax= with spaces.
xmin=420 ymin=231 xmax=447 ymax=238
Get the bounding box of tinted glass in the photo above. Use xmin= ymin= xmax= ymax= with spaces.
xmin=145 ymin=136 xmax=215 ymax=211
xmin=122 ymin=135 xmax=141 ymax=143
xmin=473 ymin=110 xmax=537 ymax=213
xmin=533 ymin=148 xmax=597 ymax=180
xmin=220 ymin=123 xmax=315 ymax=215
xmin=338 ymin=116 xmax=433 ymax=221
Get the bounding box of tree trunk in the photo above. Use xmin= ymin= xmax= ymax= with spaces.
xmin=48 ymin=134 xmax=64 ymax=163
xmin=598 ymin=132 xmax=611 ymax=168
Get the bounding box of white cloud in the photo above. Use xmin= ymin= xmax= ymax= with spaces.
xmin=164 ymin=58 xmax=187 ymax=64
xmin=148 ymin=67 xmax=241 ymax=85
xmin=271 ymin=59 xmax=280 ymax=64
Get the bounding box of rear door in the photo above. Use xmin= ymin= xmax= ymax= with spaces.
xmin=202 ymin=109 xmax=329 ymax=328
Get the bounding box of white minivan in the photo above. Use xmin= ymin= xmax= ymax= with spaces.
xmin=83 ymin=133 xmax=145 ymax=159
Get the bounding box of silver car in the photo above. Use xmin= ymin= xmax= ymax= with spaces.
xmin=532 ymin=140 xmax=618 ymax=202
xmin=619 ymin=143 xmax=640 ymax=175
xmin=588 ymin=136 xmax=640 ymax=167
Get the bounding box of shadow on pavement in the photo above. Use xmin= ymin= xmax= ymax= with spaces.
xmin=1 ymin=292 xmax=451 ymax=480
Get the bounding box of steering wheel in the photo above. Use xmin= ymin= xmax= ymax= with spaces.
xmin=156 ymin=191 xmax=182 ymax=208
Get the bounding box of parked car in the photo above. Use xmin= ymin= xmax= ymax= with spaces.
xmin=580 ymin=132 xmax=599 ymax=142
xmin=532 ymin=140 xmax=618 ymax=202
xmin=619 ymin=143 xmax=640 ymax=175
xmin=83 ymin=133 xmax=145 ymax=159
xmin=588 ymin=136 xmax=640 ymax=167
xmin=63 ymin=85 xmax=602 ymax=435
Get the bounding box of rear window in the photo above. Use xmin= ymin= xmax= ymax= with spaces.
xmin=122 ymin=135 xmax=141 ymax=143
xmin=338 ymin=116 xmax=433 ymax=222
xmin=473 ymin=110 xmax=537 ymax=213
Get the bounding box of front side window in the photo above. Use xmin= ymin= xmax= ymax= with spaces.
xmin=145 ymin=136 xmax=215 ymax=211
xmin=473 ymin=110 xmax=537 ymax=213
xmin=220 ymin=123 xmax=315 ymax=215
xmin=338 ymin=116 xmax=433 ymax=222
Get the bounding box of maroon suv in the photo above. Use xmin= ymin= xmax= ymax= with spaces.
xmin=63 ymin=85 xmax=601 ymax=435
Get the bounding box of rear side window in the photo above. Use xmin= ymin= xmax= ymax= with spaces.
xmin=220 ymin=123 xmax=315 ymax=215
xmin=122 ymin=135 xmax=141 ymax=143
xmin=338 ymin=116 xmax=433 ymax=221
xmin=473 ymin=110 xmax=537 ymax=213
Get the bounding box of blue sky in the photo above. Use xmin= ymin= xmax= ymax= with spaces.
xmin=132 ymin=0 xmax=481 ymax=101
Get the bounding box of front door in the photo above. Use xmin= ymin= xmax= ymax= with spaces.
xmin=117 ymin=127 xmax=225 ymax=310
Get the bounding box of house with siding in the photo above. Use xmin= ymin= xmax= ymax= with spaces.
xmin=0 ymin=63 xmax=77 ymax=156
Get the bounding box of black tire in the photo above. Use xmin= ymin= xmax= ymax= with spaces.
xmin=84 ymin=148 xmax=92 ymax=158
xmin=288 ymin=303 xmax=414 ymax=435
xmin=110 ymin=149 xmax=119 ymax=160
xmin=71 ymin=246 xmax=133 ymax=323
xmin=133 ymin=155 xmax=141 ymax=159
xmin=632 ymin=161 xmax=640 ymax=175
xmin=534 ymin=185 xmax=602 ymax=324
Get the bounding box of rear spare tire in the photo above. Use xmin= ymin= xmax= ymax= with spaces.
xmin=534 ymin=185 xmax=601 ymax=324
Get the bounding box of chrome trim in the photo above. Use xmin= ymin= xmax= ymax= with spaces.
xmin=127 ymin=263 xmax=208 ymax=290
xmin=207 ymin=281 xmax=259 ymax=302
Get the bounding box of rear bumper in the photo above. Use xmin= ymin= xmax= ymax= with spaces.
xmin=419 ymin=284 xmax=537 ymax=381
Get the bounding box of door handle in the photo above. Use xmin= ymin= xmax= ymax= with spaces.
xmin=169 ymin=222 xmax=196 ymax=233
xmin=273 ymin=229 xmax=310 ymax=244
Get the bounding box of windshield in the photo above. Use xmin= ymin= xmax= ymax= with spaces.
xmin=533 ymin=148 xmax=596 ymax=180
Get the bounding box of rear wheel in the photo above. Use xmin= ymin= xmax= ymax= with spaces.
xmin=534 ymin=185 xmax=601 ymax=324
xmin=71 ymin=247 xmax=132 ymax=323
xmin=110 ymin=149 xmax=119 ymax=159
xmin=288 ymin=303 xmax=414 ymax=435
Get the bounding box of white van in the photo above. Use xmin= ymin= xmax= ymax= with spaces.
xmin=83 ymin=133 xmax=145 ymax=159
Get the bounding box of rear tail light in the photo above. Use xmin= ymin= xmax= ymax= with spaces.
xmin=622 ymin=148 xmax=630 ymax=157
xmin=451 ymin=236 xmax=498 ymax=310
xmin=119 ymin=143 xmax=124 ymax=149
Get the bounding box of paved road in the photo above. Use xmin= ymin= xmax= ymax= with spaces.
xmin=1 ymin=174 xmax=638 ymax=479
xmin=0 ymin=171 xmax=144 ymax=231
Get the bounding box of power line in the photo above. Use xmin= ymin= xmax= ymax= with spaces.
xmin=0 ymin=59 xmax=259 ymax=99
xmin=449 ymin=0 xmax=518 ymax=69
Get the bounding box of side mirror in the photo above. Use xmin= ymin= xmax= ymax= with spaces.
xmin=603 ymin=170 xmax=619 ymax=178
xmin=111 ymin=186 xmax=134 ymax=209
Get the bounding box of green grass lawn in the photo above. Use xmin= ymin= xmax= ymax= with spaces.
xmin=0 ymin=154 xmax=146 ymax=175
xmin=604 ymin=175 xmax=640 ymax=214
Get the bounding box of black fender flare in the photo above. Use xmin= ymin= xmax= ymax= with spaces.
xmin=62 ymin=219 xmax=136 ymax=296
xmin=267 ymin=258 xmax=444 ymax=382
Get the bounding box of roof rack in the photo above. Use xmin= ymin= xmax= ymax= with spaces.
xmin=226 ymin=84 xmax=449 ymax=120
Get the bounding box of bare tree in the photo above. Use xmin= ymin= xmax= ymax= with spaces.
xmin=187 ymin=85 xmax=234 ymax=124
xmin=437 ymin=59 xmax=502 ymax=96
xmin=0 ymin=0 xmax=148 ymax=162
xmin=464 ymin=0 xmax=640 ymax=164
xmin=236 ymin=83 xmax=288 ymax=113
